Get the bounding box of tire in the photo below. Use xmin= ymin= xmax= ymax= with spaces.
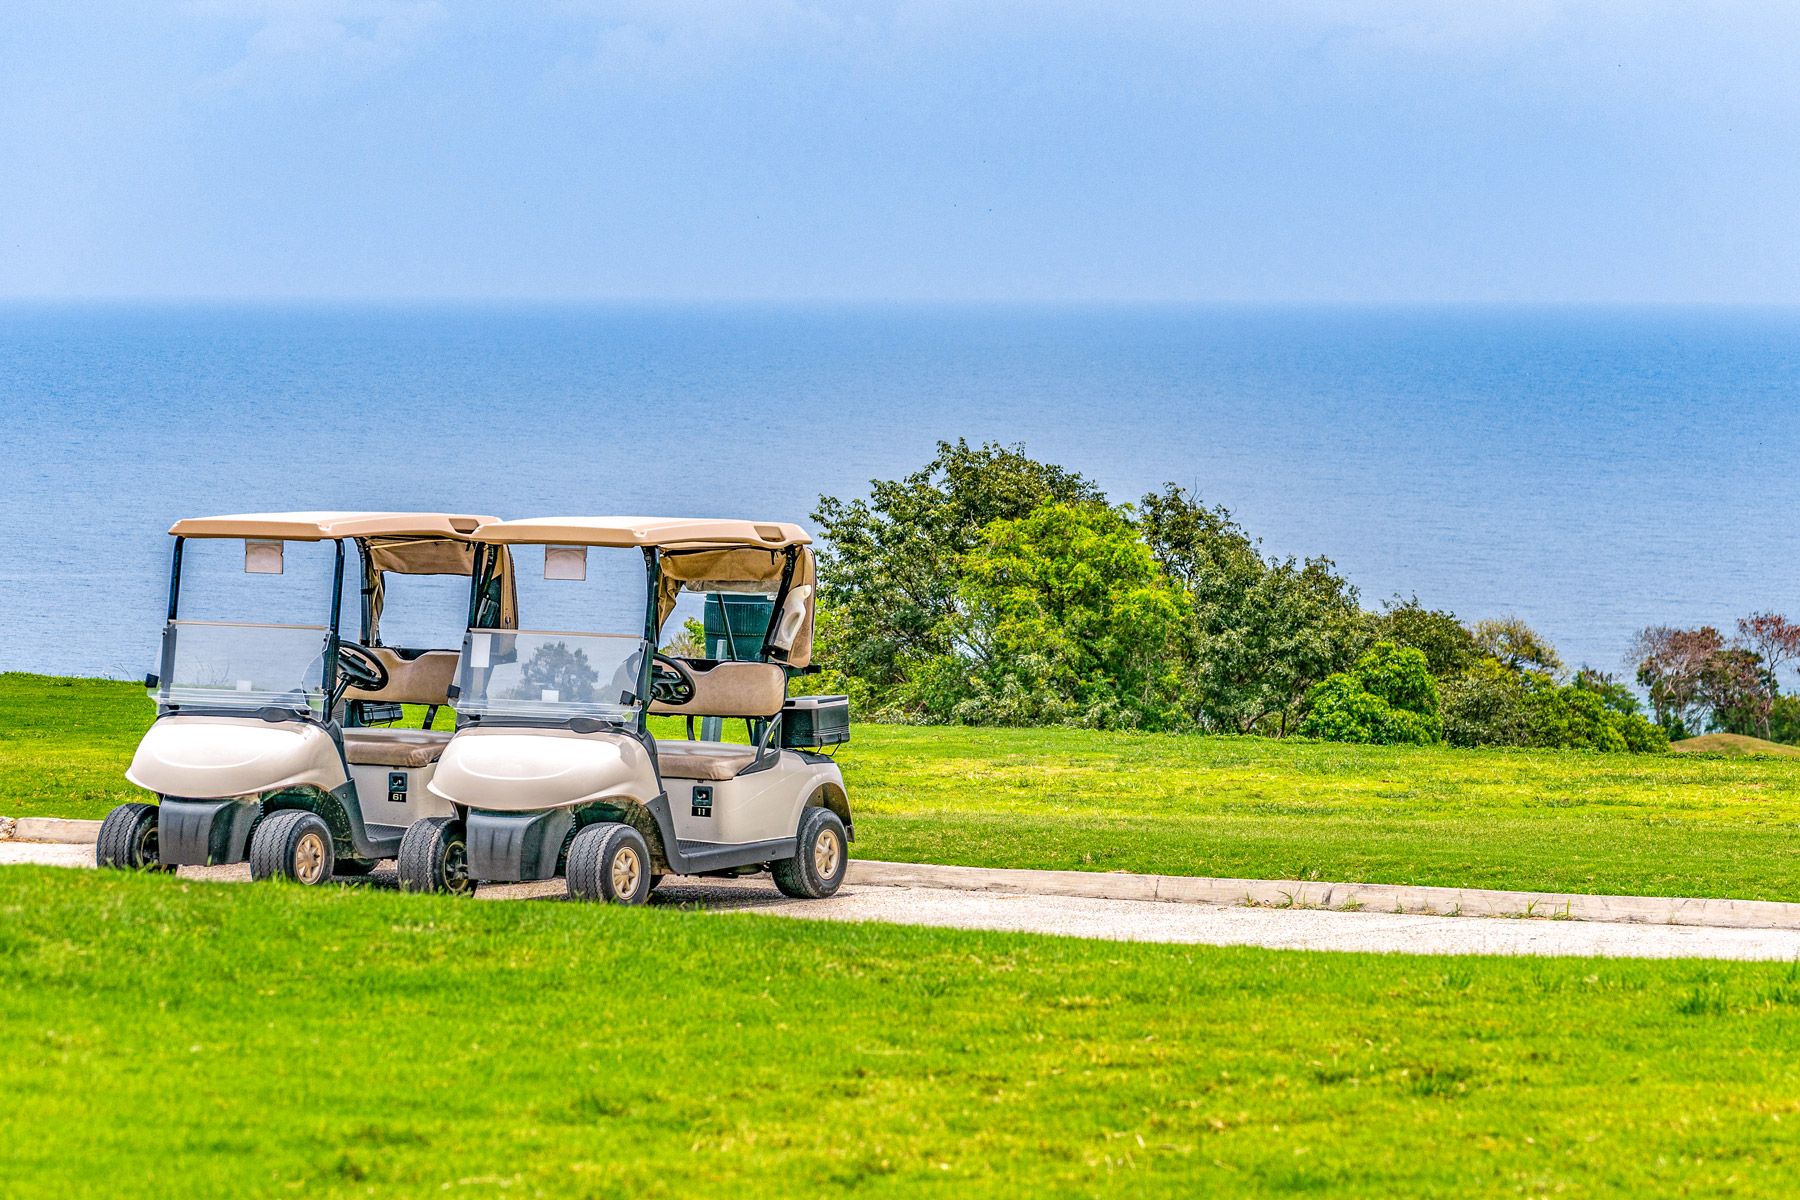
xmin=566 ymin=823 xmax=652 ymax=904
xmin=95 ymin=802 xmax=172 ymax=872
xmin=397 ymin=817 xmax=473 ymax=896
xmin=771 ymin=807 xmax=848 ymax=899
xmin=248 ymin=810 xmax=336 ymax=885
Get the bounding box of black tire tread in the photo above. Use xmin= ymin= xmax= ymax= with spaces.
xmin=566 ymin=822 xmax=651 ymax=904
xmin=772 ymin=807 xmax=848 ymax=900
xmin=248 ymin=809 xmax=333 ymax=884
xmin=397 ymin=816 xmax=469 ymax=894
xmin=95 ymin=802 xmax=166 ymax=871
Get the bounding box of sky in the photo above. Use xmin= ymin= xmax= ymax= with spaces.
xmin=1 ymin=1 xmax=1797 ymax=303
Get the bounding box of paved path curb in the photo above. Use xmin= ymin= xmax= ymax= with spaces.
xmin=9 ymin=817 xmax=1800 ymax=931
xmin=4 ymin=817 xmax=100 ymax=844
xmin=845 ymin=861 xmax=1800 ymax=929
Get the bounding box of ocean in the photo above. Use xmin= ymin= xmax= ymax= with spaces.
xmin=3 ymin=303 xmax=1796 ymax=681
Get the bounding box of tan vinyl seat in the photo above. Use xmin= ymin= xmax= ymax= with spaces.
xmin=341 ymin=728 xmax=454 ymax=768
xmin=654 ymin=740 xmax=761 ymax=781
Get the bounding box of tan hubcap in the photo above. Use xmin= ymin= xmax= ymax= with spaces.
xmin=294 ymin=831 xmax=327 ymax=884
xmin=813 ymin=828 xmax=841 ymax=879
xmin=610 ymin=846 xmax=641 ymax=898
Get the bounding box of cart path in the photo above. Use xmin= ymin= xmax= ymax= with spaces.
xmin=7 ymin=840 xmax=1800 ymax=961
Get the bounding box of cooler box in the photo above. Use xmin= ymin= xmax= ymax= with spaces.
xmin=781 ymin=695 xmax=850 ymax=749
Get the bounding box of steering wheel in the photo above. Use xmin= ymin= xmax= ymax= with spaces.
xmin=650 ymin=653 xmax=697 ymax=706
xmin=336 ymin=641 xmax=390 ymax=692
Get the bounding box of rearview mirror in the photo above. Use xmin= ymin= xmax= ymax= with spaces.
xmin=245 ymin=540 xmax=284 ymax=575
xmin=544 ymin=545 xmax=587 ymax=581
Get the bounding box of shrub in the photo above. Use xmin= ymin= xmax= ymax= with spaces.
xmin=1300 ymin=642 xmax=1442 ymax=745
xmin=1443 ymin=659 xmax=1667 ymax=753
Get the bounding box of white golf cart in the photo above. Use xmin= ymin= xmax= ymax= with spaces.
xmin=97 ymin=511 xmax=516 ymax=884
xmin=401 ymin=516 xmax=852 ymax=903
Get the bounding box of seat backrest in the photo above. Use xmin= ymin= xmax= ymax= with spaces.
xmin=344 ymin=647 xmax=459 ymax=707
xmin=649 ymin=659 xmax=786 ymax=718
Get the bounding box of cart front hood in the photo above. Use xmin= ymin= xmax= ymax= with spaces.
xmin=428 ymin=727 xmax=657 ymax=812
xmin=126 ymin=716 xmax=347 ymax=800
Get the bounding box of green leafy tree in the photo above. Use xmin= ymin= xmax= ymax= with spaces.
xmin=1299 ymin=642 xmax=1442 ymax=745
xmin=1140 ymin=485 xmax=1362 ymax=735
xmin=1368 ymin=597 xmax=1479 ymax=678
xmin=812 ymin=440 xmax=1102 ymax=701
xmin=928 ymin=502 xmax=1189 ymax=730
xmin=1471 ymin=617 xmax=1563 ymax=677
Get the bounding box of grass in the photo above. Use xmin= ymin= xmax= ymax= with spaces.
xmin=8 ymin=672 xmax=1800 ymax=901
xmin=1672 ymin=732 xmax=1800 ymax=758
xmin=5 ymin=867 xmax=1800 ymax=1197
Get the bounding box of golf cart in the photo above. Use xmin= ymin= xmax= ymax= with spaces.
xmin=403 ymin=516 xmax=851 ymax=903
xmin=97 ymin=511 xmax=516 ymax=884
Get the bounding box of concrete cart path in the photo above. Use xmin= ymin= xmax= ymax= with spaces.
xmin=8 ymin=839 xmax=1800 ymax=962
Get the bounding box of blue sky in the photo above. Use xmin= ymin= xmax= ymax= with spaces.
xmin=2 ymin=1 xmax=1795 ymax=302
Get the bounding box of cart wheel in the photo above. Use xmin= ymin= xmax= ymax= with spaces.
xmin=772 ymin=807 xmax=847 ymax=899
xmin=248 ymin=810 xmax=336 ymax=885
xmin=566 ymin=823 xmax=651 ymax=904
xmin=95 ymin=802 xmax=173 ymax=872
xmin=397 ymin=817 xmax=472 ymax=895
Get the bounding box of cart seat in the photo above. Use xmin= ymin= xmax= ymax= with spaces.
xmin=341 ymin=728 xmax=453 ymax=768
xmin=654 ymin=740 xmax=761 ymax=781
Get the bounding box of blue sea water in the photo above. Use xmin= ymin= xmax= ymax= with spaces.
xmin=2 ymin=303 xmax=1797 ymax=681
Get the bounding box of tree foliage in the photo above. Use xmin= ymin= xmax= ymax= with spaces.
xmin=812 ymin=439 xmax=1103 ymax=696
xmin=927 ymin=502 xmax=1188 ymax=729
xmin=1299 ymin=642 xmax=1442 ymax=745
xmin=1368 ymin=597 xmax=1480 ymax=678
xmin=1140 ymin=485 xmax=1362 ymax=735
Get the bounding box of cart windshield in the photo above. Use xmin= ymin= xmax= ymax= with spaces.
xmin=156 ymin=620 xmax=330 ymax=714
xmin=455 ymin=629 xmax=646 ymax=723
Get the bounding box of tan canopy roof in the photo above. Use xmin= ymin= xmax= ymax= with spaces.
xmin=470 ymin=516 xmax=811 ymax=550
xmin=169 ymin=512 xmax=496 ymax=541
xmin=655 ymin=545 xmax=817 ymax=668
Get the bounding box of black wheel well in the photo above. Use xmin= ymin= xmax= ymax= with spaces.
xmin=811 ymin=783 xmax=853 ymax=841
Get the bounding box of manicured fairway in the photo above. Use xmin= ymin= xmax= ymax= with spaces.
xmin=7 ymin=673 xmax=1800 ymax=900
xmin=3 ymin=868 xmax=1800 ymax=1198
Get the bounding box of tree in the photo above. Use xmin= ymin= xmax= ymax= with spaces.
xmin=937 ymin=502 xmax=1189 ymax=729
xmin=812 ymin=440 xmax=1102 ymax=699
xmin=1736 ymin=613 xmax=1800 ymax=695
xmin=1140 ymin=485 xmax=1362 ymax=735
xmin=1631 ymin=625 xmax=1773 ymax=738
xmin=1631 ymin=625 xmax=1721 ymax=735
xmin=1471 ymin=617 xmax=1563 ymax=677
xmin=1299 ymin=642 xmax=1442 ymax=746
xmin=1702 ymin=647 xmax=1773 ymax=737
xmin=1368 ymin=597 xmax=1479 ymax=678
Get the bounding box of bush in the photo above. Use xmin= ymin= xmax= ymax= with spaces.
xmin=1443 ymin=658 xmax=1667 ymax=753
xmin=1300 ymin=642 xmax=1442 ymax=745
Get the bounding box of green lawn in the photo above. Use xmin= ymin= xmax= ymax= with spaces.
xmin=3 ymin=867 xmax=1800 ymax=1198
xmin=7 ymin=672 xmax=1800 ymax=900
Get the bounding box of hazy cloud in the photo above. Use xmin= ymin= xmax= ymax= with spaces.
xmin=193 ymin=0 xmax=446 ymax=93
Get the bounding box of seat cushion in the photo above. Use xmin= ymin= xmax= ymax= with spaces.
xmin=654 ymin=739 xmax=760 ymax=781
xmin=344 ymin=648 xmax=459 ymax=708
xmin=341 ymin=728 xmax=453 ymax=768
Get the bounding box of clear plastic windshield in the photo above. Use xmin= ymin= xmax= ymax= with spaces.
xmin=456 ymin=629 xmax=647 ymax=723
xmin=157 ymin=621 xmax=330 ymax=714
